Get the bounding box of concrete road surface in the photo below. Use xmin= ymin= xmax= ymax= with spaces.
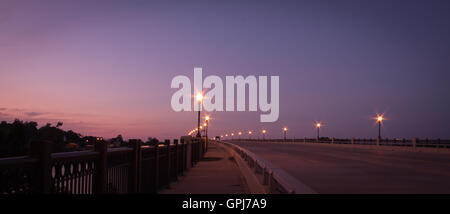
xmin=231 ymin=141 xmax=450 ymax=194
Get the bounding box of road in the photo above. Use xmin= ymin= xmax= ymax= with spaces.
xmin=230 ymin=141 xmax=450 ymax=194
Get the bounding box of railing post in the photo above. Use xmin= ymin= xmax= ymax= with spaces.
xmin=351 ymin=137 xmax=355 ymax=145
xmin=376 ymin=137 xmax=381 ymax=147
xmin=186 ymin=138 xmax=192 ymax=170
xmin=199 ymin=138 xmax=203 ymax=159
xmin=93 ymin=139 xmax=107 ymax=194
xmin=174 ymin=139 xmax=179 ymax=179
xmin=165 ymin=139 xmax=171 ymax=188
xmin=128 ymin=139 xmax=141 ymax=193
xmin=154 ymin=141 xmax=159 ymax=190
xmin=180 ymin=138 xmax=185 ymax=175
xmin=412 ymin=138 xmax=417 ymax=150
xmin=30 ymin=140 xmax=52 ymax=194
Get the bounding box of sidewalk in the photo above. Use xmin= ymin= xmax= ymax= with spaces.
xmin=160 ymin=142 xmax=248 ymax=194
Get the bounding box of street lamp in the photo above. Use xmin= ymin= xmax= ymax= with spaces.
xmin=204 ymin=116 xmax=210 ymax=145
xmin=262 ymin=129 xmax=266 ymax=140
xmin=376 ymin=115 xmax=384 ymax=139
xmin=248 ymin=131 xmax=252 ymax=139
xmin=238 ymin=131 xmax=242 ymax=139
xmin=196 ymin=93 xmax=203 ymax=138
xmin=315 ymin=123 xmax=321 ymax=140
xmin=283 ymin=127 xmax=287 ymax=140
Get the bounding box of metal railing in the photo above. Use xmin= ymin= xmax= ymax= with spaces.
xmin=0 ymin=137 xmax=207 ymax=194
xmin=227 ymin=137 xmax=450 ymax=149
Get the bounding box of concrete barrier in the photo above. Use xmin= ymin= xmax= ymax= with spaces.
xmin=216 ymin=141 xmax=317 ymax=194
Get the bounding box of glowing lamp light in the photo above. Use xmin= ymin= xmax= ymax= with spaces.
xmin=283 ymin=127 xmax=288 ymax=131
xmin=316 ymin=123 xmax=321 ymax=128
xmin=196 ymin=93 xmax=203 ymax=102
xmin=205 ymin=116 xmax=210 ymax=121
xmin=377 ymin=116 xmax=383 ymax=122
xmin=238 ymin=132 xmax=242 ymax=135
xmin=262 ymin=130 xmax=267 ymax=134
xmin=248 ymin=131 xmax=252 ymax=135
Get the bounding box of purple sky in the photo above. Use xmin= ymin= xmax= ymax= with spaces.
xmin=1 ymin=0 xmax=450 ymax=140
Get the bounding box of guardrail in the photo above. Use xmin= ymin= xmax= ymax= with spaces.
xmin=217 ymin=141 xmax=316 ymax=194
xmin=0 ymin=137 xmax=208 ymax=194
xmin=227 ymin=137 xmax=450 ymax=149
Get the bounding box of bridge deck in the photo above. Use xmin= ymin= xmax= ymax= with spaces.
xmin=232 ymin=141 xmax=450 ymax=194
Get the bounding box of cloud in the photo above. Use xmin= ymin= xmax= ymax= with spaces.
xmin=25 ymin=111 xmax=47 ymax=117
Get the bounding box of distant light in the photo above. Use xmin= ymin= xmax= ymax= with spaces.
xmin=203 ymin=123 xmax=207 ymax=126
xmin=231 ymin=133 xmax=234 ymax=136
xmin=205 ymin=116 xmax=210 ymax=121
xmin=316 ymin=123 xmax=321 ymax=128
xmin=238 ymin=132 xmax=242 ymax=135
xmin=248 ymin=131 xmax=252 ymax=135
xmin=262 ymin=129 xmax=266 ymax=134
xmin=283 ymin=127 xmax=287 ymax=131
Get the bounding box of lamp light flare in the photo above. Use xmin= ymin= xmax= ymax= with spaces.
xmin=196 ymin=93 xmax=203 ymax=102
xmin=262 ymin=130 xmax=266 ymax=134
xmin=316 ymin=123 xmax=321 ymax=128
xmin=205 ymin=116 xmax=210 ymax=121
xmin=377 ymin=116 xmax=383 ymax=122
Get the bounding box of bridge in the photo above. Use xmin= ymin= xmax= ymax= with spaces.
xmin=1 ymin=137 xmax=450 ymax=194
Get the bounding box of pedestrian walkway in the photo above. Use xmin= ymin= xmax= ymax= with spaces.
xmin=160 ymin=142 xmax=248 ymax=194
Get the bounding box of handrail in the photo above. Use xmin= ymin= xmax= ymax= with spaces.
xmin=107 ymin=147 xmax=133 ymax=155
xmin=51 ymin=151 xmax=99 ymax=161
xmin=218 ymin=140 xmax=316 ymax=194
xmin=0 ymin=156 xmax=38 ymax=167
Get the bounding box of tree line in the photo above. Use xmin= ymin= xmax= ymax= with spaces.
xmin=0 ymin=119 xmax=159 ymax=158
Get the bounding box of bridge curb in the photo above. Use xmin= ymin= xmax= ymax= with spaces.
xmin=216 ymin=141 xmax=317 ymax=194
xmin=215 ymin=142 xmax=266 ymax=194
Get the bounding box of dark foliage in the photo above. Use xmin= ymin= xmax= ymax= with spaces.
xmin=0 ymin=119 xmax=93 ymax=158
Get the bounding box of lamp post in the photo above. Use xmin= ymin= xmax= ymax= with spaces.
xmin=203 ymin=122 xmax=208 ymax=136
xmin=231 ymin=133 xmax=234 ymax=139
xmin=248 ymin=131 xmax=252 ymax=139
xmin=283 ymin=127 xmax=287 ymax=141
xmin=238 ymin=131 xmax=242 ymax=140
xmin=316 ymin=123 xmax=321 ymax=140
xmin=196 ymin=93 xmax=203 ymax=138
xmin=376 ymin=115 xmax=383 ymax=139
xmin=205 ymin=116 xmax=210 ymax=139
xmin=262 ymin=129 xmax=266 ymax=140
